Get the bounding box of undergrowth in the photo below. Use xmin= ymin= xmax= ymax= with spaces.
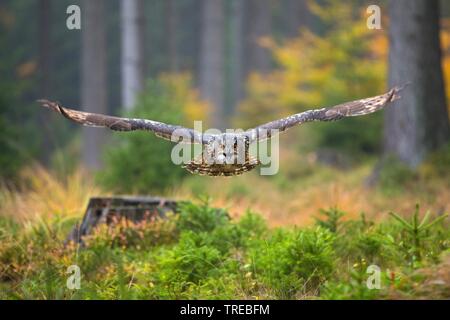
xmin=0 ymin=199 xmax=448 ymax=300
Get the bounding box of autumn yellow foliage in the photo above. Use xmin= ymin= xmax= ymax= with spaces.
xmin=237 ymin=1 xmax=450 ymax=129
xmin=236 ymin=1 xmax=387 ymax=129
xmin=157 ymin=72 xmax=211 ymax=126
xmin=440 ymin=19 xmax=450 ymax=112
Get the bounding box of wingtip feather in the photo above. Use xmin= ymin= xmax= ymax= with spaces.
xmin=389 ymin=82 xmax=410 ymax=102
xmin=37 ymin=99 xmax=60 ymax=112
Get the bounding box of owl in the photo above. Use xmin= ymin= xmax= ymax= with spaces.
xmin=38 ymin=85 xmax=406 ymax=176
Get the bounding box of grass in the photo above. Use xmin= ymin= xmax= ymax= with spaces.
xmin=0 ymin=163 xmax=448 ymax=300
xmin=0 ymin=165 xmax=99 ymax=222
xmin=177 ymin=147 xmax=450 ymax=228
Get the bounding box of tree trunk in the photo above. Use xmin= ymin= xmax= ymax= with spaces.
xmin=121 ymin=0 xmax=145 ymax=110
xmin=81 ymin=0 xmax=108 ymax=169
xmin=199 ymin=0 xmax=225 ymax=129
xmin=165 ymin=0 xmax=178 ymax=72
xmin=38 ymin=0 xmax=51 ymax=98
xmin=385 ymin=0 xmax=449 ymax=167
xmin=284 ymin=0 xmax=310 ymax=37
xmin=38 ymin=0 xmax=52 ymax=165
xmin=245 ymin=0 xmax=271 ymax=74
xmin=228 ymin=0 xmax=244 ymax=116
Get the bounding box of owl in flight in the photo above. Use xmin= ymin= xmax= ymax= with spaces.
xmin=38 ymin=85 xmax=405 ymax=176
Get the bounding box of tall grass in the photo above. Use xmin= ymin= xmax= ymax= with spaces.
xmin=0 ymin=164 xmax=100 ymax=222
xmin=2 ymin=153 xmax=448 ymax=229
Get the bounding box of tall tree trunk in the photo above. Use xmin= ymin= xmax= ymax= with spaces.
xmin=82 ymin=0 xmax=108 ymax=169
xmin=245 ymin=0 xmax=271 ymax=74
xmin=227 ymin=0 xmax=244 ymax=117
xmin=165 ymin=0 xmax=178 ymax=72
xmin=38 ymin=0 xmax=51 ymax=97
xmin=284 ymin=0 xmax=310 ymax=37
xmin=38 ymin=0 xmax=52 ymax=165
xmin=121 ymin=0 xmax=145 ymax=110
xmin=199 ymin=0 xmax=225 ymax=129
xmin=385 ymin=0 xmax=449 ymax=167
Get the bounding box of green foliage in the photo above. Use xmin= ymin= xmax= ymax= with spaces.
xmin=0 ymin=93 xmax=19 ymax=179
xmin=250 ymin=227 xmax=336 ymax=298
xmin=336 ymin=221 xmax=399 ymax=266
xmin=237 ymin=210 xmax=268 ymax=240
xmin=321 ymin=266 xmax=382 ymax=300
xmin=98 ymin=79 xmax=191 ymax=193
xmin=176 ymin=198 xmax=229 ymax=233
xmin=389 ymin=204 xmax=448 ymax=267
xmin=0 ymin=90 xmax=39 ymax=181
xmin=314 ymin=207 xmax=345 ymax=232
xmin=284 ymin=228 xmax=336 ymax=291
xmin=155 ymin=232 xmax=224 ymax=285
xmin=0 ymin=201 xmax=448 ymax=300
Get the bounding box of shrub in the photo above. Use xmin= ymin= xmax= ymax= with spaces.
xmin=151 ymin=232 xmax=224 ymax=298
xmin=237 ymin=210 xmax=268 ymax=239
xmin=314 ymin=207 xmax=345 ymax=233
xmin=251 ymin=227 xmax=336 ymax=298
xmin=198 ymin=210 xmax=269 ymax=253
xmin=98 ymin=74 xmax=208 ymax=193
xmin=321 ymin=270 xmax=382 ymax=300
xmin=285 ymin=228 xmax=336 ymax=289
xmin=175 ymin=198 xmax=229 ymax=233
xmin=389 ymin=205 xmax=448 ymax=267
xmin=1 ymin=197 xmax=449 ymax=300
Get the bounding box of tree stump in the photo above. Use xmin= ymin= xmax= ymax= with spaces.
xmin=66 ymin=196 xmax=177 ymax=244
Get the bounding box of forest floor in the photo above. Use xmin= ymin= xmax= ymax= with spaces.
xmin=0 ymin=154 xmax=449 ymax=299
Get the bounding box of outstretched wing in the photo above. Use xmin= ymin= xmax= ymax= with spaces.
xmin=37 ymin=99 xmax=208 ymax=144
xmin=245 ymin=85 xmax=406 ymax=142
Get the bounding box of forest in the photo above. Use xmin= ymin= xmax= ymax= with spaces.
xmin=0 ymin=0 xmax=449 ymax=300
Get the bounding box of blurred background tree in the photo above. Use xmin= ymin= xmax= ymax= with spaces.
xmin=81 ymin=0 xmax=108 ymax=169
xmin=120 ymin=0 xmax=145 ymax=111
xmin=385 ymin=0 xmax=449 ymax=168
